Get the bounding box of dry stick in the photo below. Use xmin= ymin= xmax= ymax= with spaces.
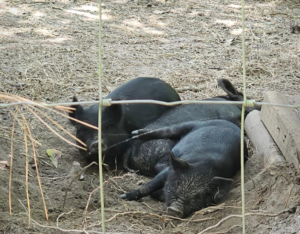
xmin=15 ymin=95 xmax=98 ymax=131
xmin=2 ymin=93 xmax=91 ymax=134
xmin=62 ymin=162 xmax=98 ymax=209
xmin=183 ymin=203 xmax=225 ymax=227
xmin=0 ymin=99 xmax=40 ymax=147
xmin=4 ymin=98 xmax=94 ymax=220
xmin=31 ymin=218 xmax=104 ymax=234
xmin=182 ymin=211 xmax=203 ymax=227
xmin=104 ymin=211 xmax=169 ymax=224
xmin=163 ymin=215 xmax=213 ymax=223
xmin=16 ymin=96 xmax=98 ymax=151
xmin=82 ymin=173 xmax=135 ymax=228
xmin=8 ymin=118 xmax=16 ymax=214
xmin=0 ymin=99 xmax=41 ymax=147
xmin=56 ymin=209 xmax=74 ymax=228
xmin=15 ymin=96 xmax=75 ymax=116
xmin=18 ymin=199 xmax=104 ymax=234
xmin=82 ymin=186 xmax=101 ymax=228
xmin=2 ymin=128 xmax=30 ymax=144
xmin=285 ymin=183 xmax=295 ymax=208
xmin=100 ymin=211 xmax=212 ymax=226
xmin=28 ymin=99 xmax=98 ymax=132
xmin=108 ymin=178 xmax=126 ymax=193
xmin=34 ymin=103 xmax=98 ymax=132
xmin=0 ymin=94 xmax=22 ymax=102
xmin=0 ymin=93 xmax=72 ymax=112
xmin=66 ymin=116 xmax=98 ymax=130
xmin=6 ymin=100 xmax=70 ymax=221
xmin=85 ymin=203 xmax=211 ymax=229
xmin=25 ymin=105 xmax=86 ymax=151
xmin=15 ymin=105 xmax=49 ymax=221
xmin=5 ymin=102 xmax=32 ymax=224
xmin=33 ymin=106 xmax=86 ymax=148
xmin=53 ymin=105 xmax=73 ymax=112
xmin=198 ymin=207 xmax=295 ymax=234
xmin=22 ymin=118 xmax=31 ymax=224
xmin=1 ymin=100 xmax=38 ymax=220
xmin=14 ymin=105 xmax=39 ymax=224
xmin=141 ymin=202 xmax=164 ymax=212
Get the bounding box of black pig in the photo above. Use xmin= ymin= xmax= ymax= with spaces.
xmin=69 ymin=77 xmax=181 ymax=167
xmin=121 ymin=120 xmax=247 ymax=218
xmin=122 ymin=79 xmax=252 ymax=174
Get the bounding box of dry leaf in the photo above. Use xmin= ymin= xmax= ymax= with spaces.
xmin=46 ymin=149 xmax=62 ymax=168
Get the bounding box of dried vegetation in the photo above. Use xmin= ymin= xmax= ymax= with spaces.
xmin=0 ymin=0 xmax=300 ymax=233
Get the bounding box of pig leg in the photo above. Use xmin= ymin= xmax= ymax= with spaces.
xmin=150 ymin=189 xmax=165 ymax=202
xmin=122 ymin=146 xmax=136 ymax=173
xmin=132 ymin=122 xmax=198 ymax=141
xmin=120 ymin=168 xmax=168 ymax=201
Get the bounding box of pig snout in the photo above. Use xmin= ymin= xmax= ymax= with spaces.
xmin=87 ymin=139 xmax=98 ymax=155
xmin=87 ymin=140 xmax=107 ymax=155
xmin=167 ymin=205 xmax=184 ymax=218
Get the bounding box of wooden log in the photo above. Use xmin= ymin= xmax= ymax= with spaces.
xmin=245 ymin=110 xmax=285 ymax=167
xmin=261 ymin=91 xmax=300 ymax=171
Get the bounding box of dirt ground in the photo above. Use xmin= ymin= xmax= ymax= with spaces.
xmin=0 ymin=0 xmax=300 ymax=233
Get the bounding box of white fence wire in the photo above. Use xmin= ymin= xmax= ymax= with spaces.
xmin=1 ymin=99 xmax=300 ymax=109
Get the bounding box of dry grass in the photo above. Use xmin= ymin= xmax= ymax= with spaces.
xmin=0 ymin=0 xmax=299 ymax=104
xmin=0 ymin=0 xmax=300 ymax=233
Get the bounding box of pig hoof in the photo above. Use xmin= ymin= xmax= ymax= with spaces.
xmin=131 ymin=130 xmax=139 ymax=135
xmin=120 ymin=194 xmax=126 ymax=199
xmin=167 ymin=207 xmax=183 ymax=218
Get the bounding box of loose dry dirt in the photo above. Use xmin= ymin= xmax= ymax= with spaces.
xmin=0 ymin=0 xmax=300 ymax=233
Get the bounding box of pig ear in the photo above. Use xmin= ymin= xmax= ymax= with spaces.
xmin=102 ymin=104 xmax=122 ymax=125
xmin=218 ymin=79 xmax=243 ymax=101
xmin=209 ymin=176 xmax=233 ymax=203
xmin=169 ymin=151 xmax=190 ymax=171
xmin=69 ymin=96 xmax=85 ymax=126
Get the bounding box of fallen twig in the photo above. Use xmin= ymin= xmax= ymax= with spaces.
xmin=82 ymin=173 xmax=136 ymax=228
xmin=16 ymin=105 xmax=49 ymax=221
xmin=8 ymin=118 xmax=16 ymax=214
xmin=62 ymin=162 xmax=98 ymax=209
xmin=18 ymin=199 xmax=111 ymax=234
xmin=198 ymin=207 xmax=296 ymax=234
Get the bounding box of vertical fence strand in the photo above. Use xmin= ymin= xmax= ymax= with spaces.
xmin=240 ymin=0 xmax=247 ymax=232
xmin=240 ymin=106 xmax=246 ymax=234
xmin=98 ymin=0 xmax=106 ymax=233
